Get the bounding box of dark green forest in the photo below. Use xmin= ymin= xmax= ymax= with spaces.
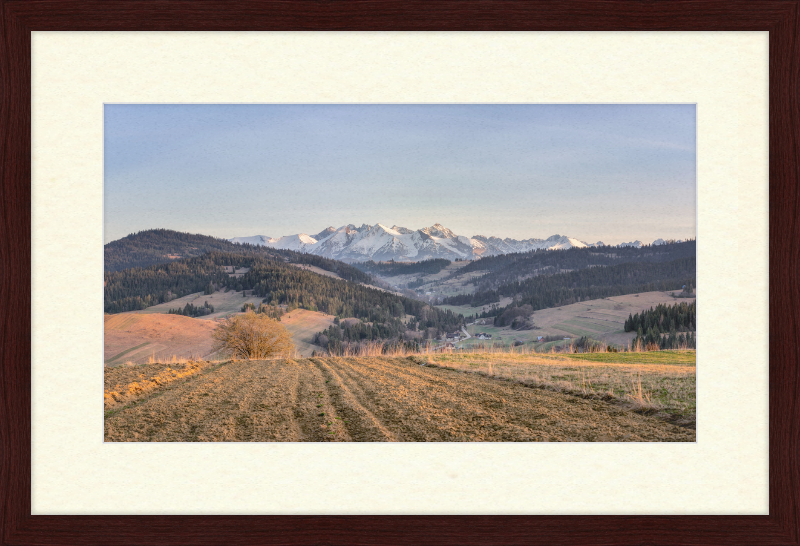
xmin=452 ymin=240 xmax=695 ymax=291
xmin=444 ymin=257 xmax=696 ymax=314
xmin=354 ymin=258 xmax=451 ymax=277
xmin=104 ymin=229 xmax=251 ymax=271
xmin=625 ymin=301 xmax=696 ymax=350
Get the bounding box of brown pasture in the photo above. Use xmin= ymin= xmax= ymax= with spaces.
xmin=104 ymin=313 xmax=219 ymax=366
xmin=278 ymin=309 xmax=336 ymax=356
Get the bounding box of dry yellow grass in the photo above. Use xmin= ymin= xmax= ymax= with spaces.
xmin=104 ymin=359 xmax=214 ymax=411
xmin=106 ymin=308 xmax=337 ymax=364
xmin=104 ymin=313 xmax=219 ymax=366
xmin=427 ymin=350 xmax=696 ymax=426
xmin=279 ymin=309 xmax=336 ymax=356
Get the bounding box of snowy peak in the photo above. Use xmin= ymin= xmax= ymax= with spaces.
xmin=230 ymin=224 xmax=671 ymax=262
xmin=312 ymin=226 xmax=336 ymax=241
xmin=421 ymin=223 xmax=458 ymax=239
xmin=262 ymin=233 xmax=317 ymax=251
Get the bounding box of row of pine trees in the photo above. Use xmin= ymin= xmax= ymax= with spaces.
xmin=168 ymin=301 xmax=215 ymax=317
xmin=625 ymin=301 xmax=697 ymax=350
xmin=624 ymin=301 xmax=696 ymax=334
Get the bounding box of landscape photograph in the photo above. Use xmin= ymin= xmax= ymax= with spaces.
xmin=104 ymin=104 xmax=697 ymax=442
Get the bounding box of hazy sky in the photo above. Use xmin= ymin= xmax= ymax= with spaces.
xmin=104 ymin=104 xmax=696 ymax=245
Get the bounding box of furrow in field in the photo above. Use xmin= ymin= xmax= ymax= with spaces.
xmin=105 ymin=360 xmax=301 ymax=441
xmin=311 ymin=358 xmax=397 ymax=441
xmin=328 ymin=357 xmax=694 ymax=442
xmin=291 ymin=359 xmax=347 ymax=441
xmin=332 ymin=357 xmax=543 ymax=441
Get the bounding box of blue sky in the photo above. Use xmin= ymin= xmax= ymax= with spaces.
xmin=104 ymin=104 xmax=696 ymax=244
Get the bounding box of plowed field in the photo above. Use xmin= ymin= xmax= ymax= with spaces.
xmin=104 ymin=357 xmax=695 ymax=442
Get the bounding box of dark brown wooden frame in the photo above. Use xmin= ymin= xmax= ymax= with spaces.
xmin=1 ymin=1 xmax=797 ymax=545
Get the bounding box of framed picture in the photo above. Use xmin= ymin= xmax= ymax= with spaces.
xmin=3 ymin=2 xmax=797 ymax=544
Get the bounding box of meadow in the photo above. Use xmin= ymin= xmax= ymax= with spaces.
xmin=104 ymin=313 xmax=218 ymax=366
xmin=428 ymin=350 xmax=696 ymax=426
xmin=134 ymin=288 xmax=265 ymax=320
xmin=438 ymin=290 xmax=697 ymax=349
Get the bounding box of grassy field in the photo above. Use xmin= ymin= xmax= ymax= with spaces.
xmin=437 ymin=290 xmax=697 ymax=349
xmin=135 ymin=289 xmax=265 ymax=320
xmin=436 ymin=297 xmax=514 ymax=318
xmin=104 ymin=353 xmax=695 ymax=442
xmin=561 ymin=318 xmax=620 ymax=332
xmin=104 ymin=313 xmax=219 ymax=365
xmin=428 ymin=350 xmax=696 ymax=425
xmin=560 ymin=351 xmax=696 ymax=365
xmin=279 ymin=309 xmax=336 ymax=357
xmin=288 ymin=263 xmax=342 ymax=279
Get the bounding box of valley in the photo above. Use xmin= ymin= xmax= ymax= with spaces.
xmin=436 ymin=290 xmax=696 ymax=351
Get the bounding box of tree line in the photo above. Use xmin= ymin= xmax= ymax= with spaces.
xmin=624 ymin=301 xmax=696 ymax=333
xmin=444 ymin=257 xmax=696 ymax=312
xmin=168 ymin=301 xmax=215 ymax=317
xmin=313 ymin=300 xmax=463 ymax=354
xmin=353 ymin=258 xmax=451 ymax=277
xmin=625 ymin=301 xmax=696 ymax=350
xmin=447 ymin=240 xmax=696 ymax=292
xmin=241 ymin=302 xmax=286 ymax=320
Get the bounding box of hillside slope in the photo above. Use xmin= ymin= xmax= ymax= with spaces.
xmin=104 ymin=313 xmax=218 ymax=366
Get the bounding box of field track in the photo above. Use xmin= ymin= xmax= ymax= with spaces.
xmin=105 ymin=357 xmax=695 ymax=442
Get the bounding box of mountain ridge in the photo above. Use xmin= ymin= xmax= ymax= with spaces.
xmin=230 ymin=223 xmax=677 ymax=262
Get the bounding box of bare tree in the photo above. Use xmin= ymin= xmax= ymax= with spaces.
xmin=212 ymin=311 xmax=294 ymax=360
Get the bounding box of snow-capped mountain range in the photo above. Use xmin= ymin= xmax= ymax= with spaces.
xmin=229 ymin=223 xmax=670 ymax=262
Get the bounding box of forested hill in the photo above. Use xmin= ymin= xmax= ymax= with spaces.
xmin=104 ymin=251 xmax=463 ymax=339
xmin=443 ymin=256 xmax=696 ymax=313
xmin=105 ymin=229 xmax=246 ymax=271
xmin=454 ymin=240 xmax=695 ymax=290
xmin=104 ymin=229 xmax=374 ymax=285
xmin=354 ymin=258 xmax=451 ymax=277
